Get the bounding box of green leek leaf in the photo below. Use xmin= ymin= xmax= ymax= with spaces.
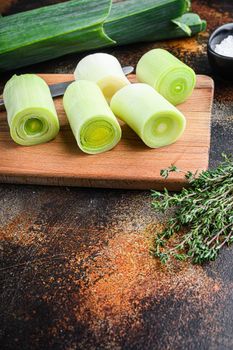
xmin=0 ymin=0 xmax=206 ymax=72
xmin=105 ymin=0 xmax=189 ymax=45
xmin=171 ymin=13 xmax=205 ymax=37
xmin=172 ymin=19 xmax=192 ymax=36
xmin=0 ymin=0 xmax=114 ymax=71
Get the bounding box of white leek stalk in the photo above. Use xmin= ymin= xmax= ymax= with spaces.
xmin=63 ymin=80 xmax=122 ymax=154
xmin=136 ymin=49 xmax=196 ymax=105
xmin=110 ymin=83 xmax=186 ymax=148
xmin=74 ymin=53 xmax=130 ymax=103
xmin=3 ymin=74 xmax=60 ymax=146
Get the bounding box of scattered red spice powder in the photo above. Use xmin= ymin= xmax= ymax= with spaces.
xmin=69 ymin=226 xmax=223 ymax=332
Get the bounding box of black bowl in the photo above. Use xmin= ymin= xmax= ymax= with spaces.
xmin=207 ymin=23 xmax=233 ymax=81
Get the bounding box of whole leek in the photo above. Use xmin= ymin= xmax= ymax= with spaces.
xmin=0 ymin=0 xmax=206 ymax=72
xmin=110 ymin=83 xmax=186 ymax=148
xmin=3 ymin=74 xmax=60 ymax=146
xmin=136 ymin=49 xmax=196 ymax=105
xmin=63 ymin=80 xmax=121 ymax=154
xmin=74 ymin=53 xmax=130 ymax=103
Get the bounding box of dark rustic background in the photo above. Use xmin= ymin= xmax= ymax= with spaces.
xmin=0 ymin=1 xmax=233 ymax=349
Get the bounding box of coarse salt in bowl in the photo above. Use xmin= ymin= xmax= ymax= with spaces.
xmin=207 ymin=23 xmax=233 ymax=81
xmin=215 ymin=35 xmax=233 ymax=58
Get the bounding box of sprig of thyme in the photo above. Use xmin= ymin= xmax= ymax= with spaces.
xmin=151 ymin=154 xmax=233 ymax=264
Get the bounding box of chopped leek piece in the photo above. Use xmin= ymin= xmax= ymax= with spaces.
xmin=136 ymin=49 xmax=196 ymax=105
xmin=74 ymin=53 xmax=130 ymax=103
xmin=63 ymin=80 xmax=121 ymax=154
xmin=3 ymin=74 xmax=59 ymax=146
xmin=110 ymin=83 xmax=186 ymax=148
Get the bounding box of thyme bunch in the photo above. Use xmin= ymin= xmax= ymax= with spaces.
xmin=151 ymin=154 xmax=233 ymax=264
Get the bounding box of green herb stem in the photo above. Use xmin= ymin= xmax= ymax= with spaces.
xmin=152 ymin=154 xmax=233 ymax=264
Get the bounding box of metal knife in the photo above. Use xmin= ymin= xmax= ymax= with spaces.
xmin=0 ymin=66 xmax=134 ymax=111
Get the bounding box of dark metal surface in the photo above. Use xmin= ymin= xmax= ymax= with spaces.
xmin=49 ymin=81 xmax=75 ymax=98
xmin=0 ymin=1 xmax=233 ymax=349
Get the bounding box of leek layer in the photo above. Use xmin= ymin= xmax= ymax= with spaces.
xmin=136 ymin=49 xmax=196 ymax=105
xmin=74 ymin=53 xmax=130 ymax=103
xmin=110 ymin=83 xmax=186 ymax=148
xmin=3 ymin=74 xmax=60 ymax=146
xmin=63 ymin=80 xmax=121 ymax=154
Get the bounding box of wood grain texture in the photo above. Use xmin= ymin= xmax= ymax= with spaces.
xmin=0 ymin=74 xmax=214 ymax=190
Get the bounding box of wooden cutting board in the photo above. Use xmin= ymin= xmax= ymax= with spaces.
xmin=0 ymin=74 xmax=214 ymax=190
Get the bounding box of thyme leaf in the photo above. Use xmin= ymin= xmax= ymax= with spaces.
xmin=151 ymin=154 xmax=233 ymax=264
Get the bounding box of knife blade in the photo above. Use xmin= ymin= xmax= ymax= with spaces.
xmin=0 ymin=66 xmax=134 ymax=111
